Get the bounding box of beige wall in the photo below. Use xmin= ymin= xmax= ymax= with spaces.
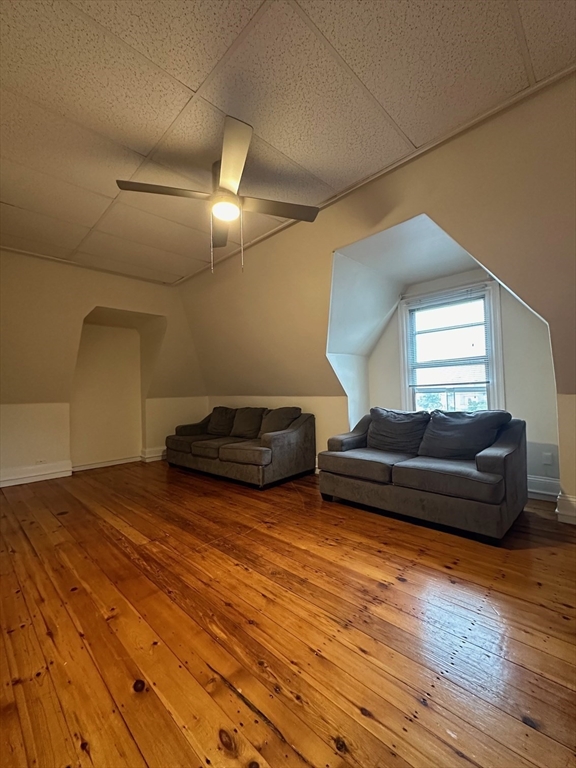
xmin=0 ymin=249 xmax=206 ymax=481
xmin=70 ymin=324 xmax=142 ymax=468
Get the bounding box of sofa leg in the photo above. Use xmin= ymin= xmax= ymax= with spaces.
xmin=321 ymin=493 xmax=333 ymax=502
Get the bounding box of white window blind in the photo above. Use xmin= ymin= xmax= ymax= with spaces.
xmin=401 ymin=283 xmax=503 ymax=412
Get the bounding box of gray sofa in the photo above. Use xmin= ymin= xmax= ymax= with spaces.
xmin=166 ymin=406 xmax=316 ymax=488
xmin=318 ymin=408 xmax=528 ymax=539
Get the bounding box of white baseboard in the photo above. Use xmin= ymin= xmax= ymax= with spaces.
xmin=0 ymin=460 xmax=72 ymax=488
xmin=556 ymin=493 xmax=576 ymax=525
xmin=141 ymin=447 xmax=166 ymax=463
xmin=72 ymin=456 xmax=141 ymax=472
xmin=528 ymin=474 xmax=561 ymax=501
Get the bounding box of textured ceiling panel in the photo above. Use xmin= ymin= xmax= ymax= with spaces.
xmin=72 ymin=250 xmax=184 ymax=284
xmin=69 ymin=0 xmax=262 ymax=90
xmin=299 ymin=0 xmax=528 ymax=147
xmin=0 ymin=232 xmax=75 ymax=260
xmin=0 ymin=91 xmax=143 ymax=198
xmin=95 ymin=202 xmax=238 ymax=261
xmin=200 ymin=0 xmax=411 ymax=189
xmin=154 ymin=97 xmax=335 ymax=205
xmin=117 ymin=162 xmax=285 ymax=244
xmin=0 ymin=203 xmax=90 ymax=250
xmin=77 ymin=230 xmax=207 ymax=275
xmin=0 ymin=158 xmax=111 ymax=228
xmin=517 ymin=0 xmax=576 ymax=81
xmin=0 ymin=0 xmax=192 ymax=154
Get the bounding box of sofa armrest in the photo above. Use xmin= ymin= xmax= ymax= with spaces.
xmin=261 ymin=414 xmax=316 ymax=477
xmin=327 ymin=414 xmax=372 ymax=452
xmin=476 ymin=419 xmax=528 ymax=516
xmin=175 ymin=414 xmax=211 ymax=436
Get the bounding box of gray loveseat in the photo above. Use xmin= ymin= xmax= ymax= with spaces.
xmin=318 ymin=408 xmax=527 ymax=539
xmin=166 ymin=406 xmax=316 ymax=488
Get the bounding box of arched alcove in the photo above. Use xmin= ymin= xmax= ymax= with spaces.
xmin=71 ymin=307 xmax=167 ymax=470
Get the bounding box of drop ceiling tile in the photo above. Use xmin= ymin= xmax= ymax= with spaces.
xmin=78 ymin=230 xmax=206 ymax=276
xmin=517 ymin=0 xmax=576 ymax=81
xmin=1 ymin=91 xmax=143 ymax=198
xmin=299 ymin=0 xmax=528 ymax=147
xmin=199 ymin=2 xmax=410 ymax=191
xmin=72 ymin=251 xmax=184 ymax=284
xmin=0 ymin=203 xmax=90 ymax=250
xmin=118 ymin=162 xmax=286 ymax=244
xmin=154 ymin=97 xmax=335 ymax=205
xmin=69 ymin=0 xmax=262 ymax=91
xmin=0 ymin=158 xmax=112 ymax=227
xmin=95 ymin=201 xmax=237 ymax=261
xmin=0 ymin=0 xmax=192 ymax=154
xmin=0 ymin=231 xmax=74 ymax=260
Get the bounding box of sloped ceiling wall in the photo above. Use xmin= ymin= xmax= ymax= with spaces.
xmin=179 ymin=76 xmax=575 ymax=399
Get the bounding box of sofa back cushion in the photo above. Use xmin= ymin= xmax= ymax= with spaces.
xmin=207 ymin=406 xmax=236 ymax=436
xmin=230 ymin=407 xmax=267 ymax=439
xmin=367 ymin=408 xmax=430 ymax=454
xmin=418 ymin=410 xmax=512 ymax=460
xmin=259 ymin=407 xmax=301 ymax=436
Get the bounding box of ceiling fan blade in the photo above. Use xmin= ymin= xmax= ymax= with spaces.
xmin=242 ymin=196 xmax=319 ymax=222
xmin=116 ymin=180 xmax=210 ymax=200
xmin=212 ymin=216 xmax=229 ymax=248
xmin=219 ymin=116 xmax=253 ymax=194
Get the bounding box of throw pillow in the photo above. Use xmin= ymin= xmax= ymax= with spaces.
xmin=367 ymin=408 xmax=430 ymax=454
xmin=207 ymin=406 xmax=236 ymax=436
xmin=418 ymin=410 xmax=512 ymax=460
xmin=259 ymin=407 xmax=301 ymax=436
xmin=230 ymin=407 xmax=267 ymax=439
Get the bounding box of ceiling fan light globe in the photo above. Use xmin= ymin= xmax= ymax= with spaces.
xmin=212 ymin=200 xmax=240 ymax=222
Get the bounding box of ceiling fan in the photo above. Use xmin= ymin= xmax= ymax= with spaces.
xmin=116 ymin=116 xmax=320 ymax=250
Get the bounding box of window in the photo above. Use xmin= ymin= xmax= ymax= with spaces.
xmin=400 ymin=282 xmax=504 ymax=412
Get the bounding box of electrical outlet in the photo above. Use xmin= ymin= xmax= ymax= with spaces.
xmin=542 ymin=452 xmax=553 ymax=465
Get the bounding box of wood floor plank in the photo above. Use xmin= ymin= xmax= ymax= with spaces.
xmin=1 ymin=463 xmax=575 ymax=768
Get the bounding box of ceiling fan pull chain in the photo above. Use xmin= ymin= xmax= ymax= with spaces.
xmin=240 ymin=206 xmax=244 ymax=273
xmin=210 ymin=215 xmax=214 ymax=273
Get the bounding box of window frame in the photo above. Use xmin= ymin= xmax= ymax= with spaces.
xmin=399 ymin=280 xmax=505 ymax=412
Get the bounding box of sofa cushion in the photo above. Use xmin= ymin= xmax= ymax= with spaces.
xmin=207 ymin=406 xmax=236 ymax=436
xmin=191 ymin=436 xmax=248 ymax=459
xmin=367 ymin=408 xmax=430 ymax=454
xmin=166 ymin=434 xmax=211 ymax=453
xmin=259 ymin=407 xmax=301 ymax=437
xmin=318 ymin=448 xmax=416 ymax=484
xmin=418 ymin=410 xmax=512 ymax=460
xmin=230 ymin=407 xmax=267 ymax=438
xmin=392 ymin=456 xmax=505 ymax=504
xmin=219 ymin=440 xmax=272 ymax=466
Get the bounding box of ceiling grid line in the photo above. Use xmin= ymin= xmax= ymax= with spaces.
xmin=507 ymin=0 xmax=537 ymax=86
xmin=290 ymin=0 xmax=416 ymax=151
xmin=61 ymin=0 xmax=197 ymax=94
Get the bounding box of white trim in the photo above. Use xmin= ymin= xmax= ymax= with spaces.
xmin=72 ymin=456 xmax=141 ymax=472
xmin=527 ymin=475 xmax=561 ymax=500
xmin=556 ymin=493 xmax=576 ymax=525
xmin=0 ymin=460 xmax=72 ymax=488
xmin=141 ymin=447 xmax=166 ymax=463
xmin=399 ymin=280 xmax=505 ymax=411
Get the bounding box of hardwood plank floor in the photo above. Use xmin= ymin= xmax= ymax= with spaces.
xmin=1 ymin=462 xmax=575 ymax=768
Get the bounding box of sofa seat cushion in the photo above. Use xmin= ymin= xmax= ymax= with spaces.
xmin=219 ymin=440 xmax=272 ymax=466
xmin=392 ymin=457 xmax=505 ymax=504
xmin=191 ymin=436 xmax=248 ymax=459
xmin=166 ymin=434 xmax=212 ymax=453
xmin=318 ymin=448 xmax=416 ymax=484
